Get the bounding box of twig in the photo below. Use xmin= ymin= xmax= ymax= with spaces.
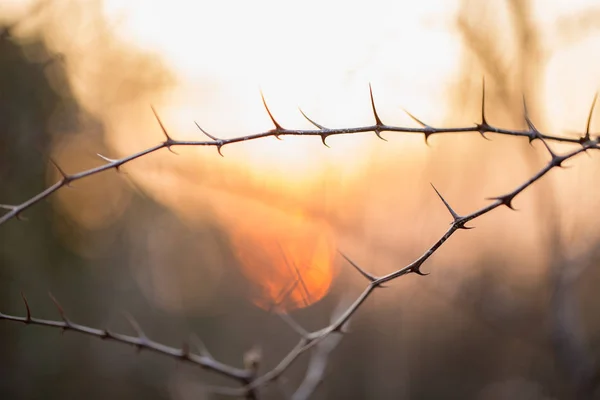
xmin=2 ymin=86 xmax=599 ymax=398
xmin=0 ymin=293 xmax=253 ymax=382
xmin=0 ymin=84 xmax=593 ymax=227
xmin=225 ymin=136 xmax=598 ymax=397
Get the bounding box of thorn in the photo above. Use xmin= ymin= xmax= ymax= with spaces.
xmin=536 ymin=134 xmax=557 ymax=159
xmin=0 ymin=204 xmax=26 ymax=220
xmin=260 ymin=91 xmax=284 ymax=136
xmin=487 ymin=194 xmax=517 ymax=211
xmin=337 ymin=250 xmax=383 ymax=285
xmin=189 ymin=334 xmax=213 ymax=359
xmin=402 ymin=108 xmax=429 ymax=128
xmin=298 ymin=108 xmax=331 ymax=147
xmin=194 ymin=122 xmax=224 ymax=156
xmin=194 ymin=121 xmax=220 ymax=141
xmin=459 ymin=223 xmax=476 ymax=230
xmin=583 ymin=93 xmax=598 ymax=143
xmin=48 ymin=292 xmax=70 ymax=328
xmin=522 ymin=95 xmax=540 ymax=136
xmin=97 ymin=154 xmax=125 ymax=173
xmin=124 ymin=312 xmax=146 ymax=338
xmin=180 ymin=341 xmax=191 ymax=359
xmin=430 ymin=183 xmax=460 ymax=221
xmin=276 ymin=311 xmax=309 ymax=337
xmin=151 ymin=105 xmax=178 ymax=154
xmin=521 ymin=99 xmax=555 ymax=155
xmin=298 ymin=108 xmax=327 ymax=130
xmin=521 ymin=97 xmax=558 ymax=158
xmin=476 ymin=77 xmax=491 ymax=140
xmin=369 ymin=84 xmax=387 ymax=141
xmin=402 ymin=108 xmax=434 ymax=144
xmin=49 ymin=157 xmax=72 ymax=186
xmin=123 ymin=311 xmax=147 ymax=352
xmin=412 ymin=267 xmax=430 ymax=276
xmin=20 ymin=291 xmax=31 ymax=322
xmin=96 ymin=153 xmax=117 ymax=164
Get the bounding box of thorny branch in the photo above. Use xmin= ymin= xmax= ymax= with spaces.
xmin=1 ymin=84 xmax=600 ymax=398
xmin=1 ymin=293 xmax=251 ymax=380
xmin=0 ymin=81 xmax=591 ymax=226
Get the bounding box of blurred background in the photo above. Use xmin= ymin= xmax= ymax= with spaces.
xmin=2 ymin=0 xmax=600 ymax=398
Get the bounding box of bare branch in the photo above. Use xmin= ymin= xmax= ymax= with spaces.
xmin=3 ymin=85 xmax=600 ymax=399
xmin=0 ymin=297 xmax=253 ymax=382
xmin=0 ymin=86 xmax=588 ymax=227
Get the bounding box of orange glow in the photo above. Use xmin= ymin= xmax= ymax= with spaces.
xmin=7 ymin=0 xmax=600 ymax=313
xmin=230 ymin=209 xmax=336 ymax=311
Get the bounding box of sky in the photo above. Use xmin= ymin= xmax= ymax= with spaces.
xmin=2 ymin=0 xmax=600 ymax=311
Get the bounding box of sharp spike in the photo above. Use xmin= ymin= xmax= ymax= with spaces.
xmin=151 ymin=106 xmax=172 ymax=141
xmin=412 ymin=267 xmax=430 ymax=276
xmin=584 ymin=93 xmax=598 ymax=142
xmin=189 ymin=334 xmax=214 ymax=359
xmin=430 ymin=183 xmax=460 ymax=221
xmin=260 ymin=90 xmax=284 ymax=133
xmin=369 ymin=84 xmax=383 ymax=126
xmin=477 ymin=77 xmax=491 ymax=140
xmin=194 ymin=121 xmax=220 ymax=141
xmin=151 ymin=106 xmax=178 ymax=154
xmin=0 ymin=204 xmax=27 ymax=221
xmin=20 ymin=291 xmax=31 ymax=322
xmin=521 ymin=98 xmax=556 ymax=157
xmin=320 ymin=134 xmax=330 ymax=148
xmin=338 ymin=250 xmax=380 ymax=283
xmin=180 ymin=341 xmax=191 ymax=359
xmin=423 ymin=134 xmax=431 ymax=146
xmin=402 ymin=108 xmax=428 ymax=128
xmin=49 ymin=157 xmax=70 ymax=183
xmin=487 ymin=195 xmax=517 ymax=211
xmin=48 ymin=292 xmax=69 ymax=324
xmin=522 ymin=95 xmax=539 ymax=134
xmin=374 ymin=131 xmax=388 ymax=141
xmin=538 ymin=135 xmax=556 ymax=159
xmin=403 ymin=108 xmax=434 ymax=145
xmin=480 ymin=77 xmax=487 ymax=126
xmin=96 ymin=153 xmax=117 ymax=164
xmin=194 ymin=122 xmax=224 ymax=156
xmin=298 ymin=108 xmax=327 ymax=130
xmin=369 ymin=84 xmax=387 ymax=141
xmin=123 ymin=312 xmax=146 ymax=339
xmin=276 ymin=311 xmax=309 ymax=338
xmin=123 ymin=312 xmax=147 ymax=352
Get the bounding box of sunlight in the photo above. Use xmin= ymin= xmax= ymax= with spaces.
xmin=7 ymin=0 xmax=599 ymax=311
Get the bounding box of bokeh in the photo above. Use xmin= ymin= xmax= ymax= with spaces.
xmin=2 ymin=0 xmax=600 ymax=398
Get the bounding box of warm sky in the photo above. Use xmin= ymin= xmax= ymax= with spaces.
xmin=2 ymin=0 xmax=600 ymax=311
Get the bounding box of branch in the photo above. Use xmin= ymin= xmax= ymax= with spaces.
xmin=2 ymin=86 xmax=599 ymax=398
xmin=0 ymin=293 xmax=253 ymax=383
xmin=0 ymin=84 xmax=591 ymax=227
xmin=222 ymin=138 xmax=598 ymax=397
